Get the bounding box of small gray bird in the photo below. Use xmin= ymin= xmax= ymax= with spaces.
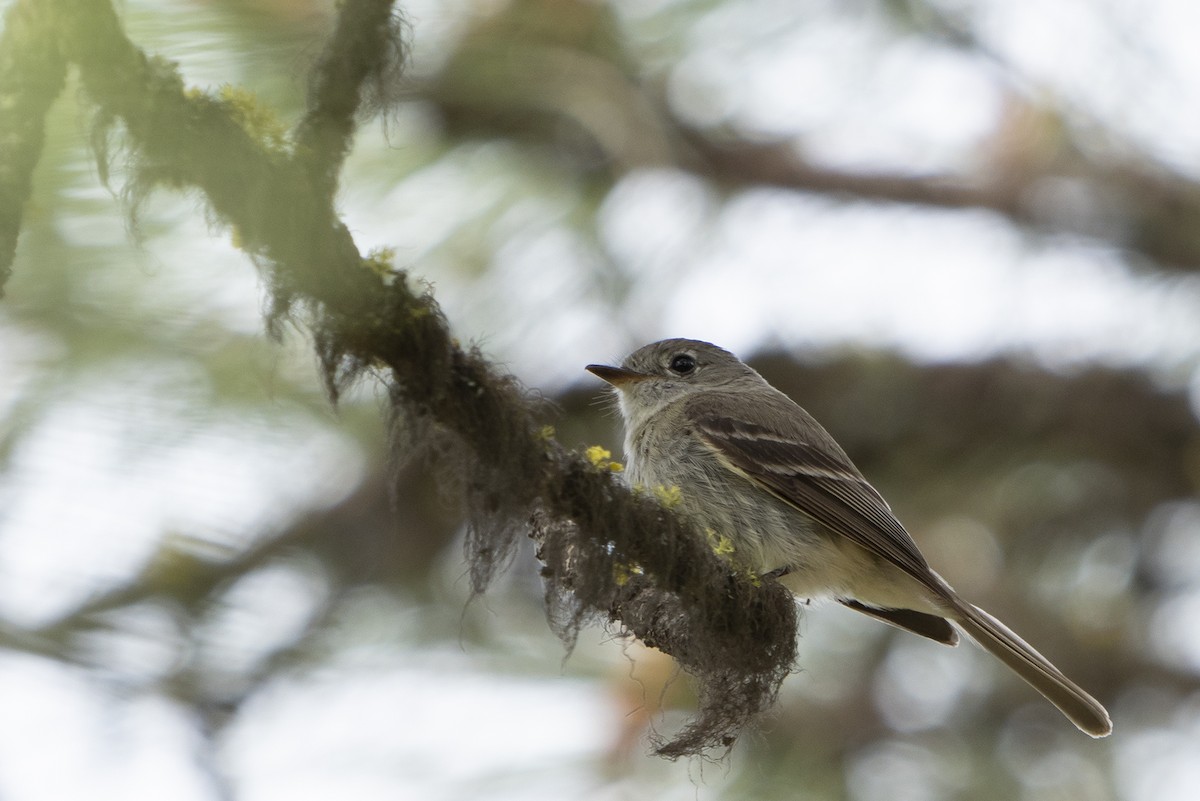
xmin=587 ymin=338 xmax=1111 ymax=737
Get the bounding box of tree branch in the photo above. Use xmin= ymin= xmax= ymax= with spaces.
xmin=0 ymin=0 xmax=68 ymax=292
xmin=675 ymin=122 xmax=1200 ymax=273
xmin=13 ymin=0 xmax=797 ymax=756
xmin=419 ymin=0 xmax=1200 ymax=274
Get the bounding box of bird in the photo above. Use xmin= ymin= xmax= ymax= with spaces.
xmin=586 ymin=338 xmax=1112 ymax=737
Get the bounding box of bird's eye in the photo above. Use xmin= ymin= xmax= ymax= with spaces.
xmin=669 ymin=354 xmax=697 ymax=375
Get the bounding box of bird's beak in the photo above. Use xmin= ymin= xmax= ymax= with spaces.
xmin=586 ymin=364 xmax=651 ymax=387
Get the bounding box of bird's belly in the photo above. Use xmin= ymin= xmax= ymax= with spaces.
xmin=627 ymin=436 xmax=928 ymax=608
xmin=628 ymin=438 xmax=862 ymax=599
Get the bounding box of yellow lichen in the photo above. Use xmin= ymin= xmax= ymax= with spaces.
xmin=216 ymin=84 xmax=289 ymax=154
xmin=363 ymin=246 xmax=398 ymax=280
xmin=613 ymin=561 xmax=645 ymax=587
xmin=652 ymin=484 xmax=683 ymax=508
xmin=705 ymin=528 xmax=735 ymax=556
xmin=703 ymin=528 xmax=760 ymax=584
xmin=585 ymin=445 xmax=624 ymax=472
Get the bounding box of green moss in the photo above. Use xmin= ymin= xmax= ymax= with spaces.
xmin=216 ymin=84 xmax=289 ymax=155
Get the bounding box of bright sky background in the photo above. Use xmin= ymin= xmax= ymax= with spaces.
xmin=2 ymin=0 xmax=1200 ymax=799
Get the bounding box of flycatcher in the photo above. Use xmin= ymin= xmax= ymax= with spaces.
xmin=587 ymin=338 xmax=1111 ymax=737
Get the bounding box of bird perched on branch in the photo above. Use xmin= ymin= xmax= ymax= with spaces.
xmin=587 ymin=338 xmax=1111 ymax=737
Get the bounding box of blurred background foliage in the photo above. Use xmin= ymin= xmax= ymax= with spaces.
xmin=2 ymin=0 xmax=1200 ymax=799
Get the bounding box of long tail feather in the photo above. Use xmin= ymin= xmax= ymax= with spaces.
xmin=952 ymin=602 xmax=1112 ymax=737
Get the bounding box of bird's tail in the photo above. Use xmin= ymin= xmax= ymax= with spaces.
xmin=951 ymin=601 xmax=1112 ymax=737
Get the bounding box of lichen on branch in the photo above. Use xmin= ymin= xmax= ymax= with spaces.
xmin=1 ymin=0 xmax=798 ymax=757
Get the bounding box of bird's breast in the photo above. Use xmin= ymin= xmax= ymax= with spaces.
xmin=624 ymin=419 xmax=816 ymax=572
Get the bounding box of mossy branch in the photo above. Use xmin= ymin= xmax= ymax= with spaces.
xmin=2 ymin=0 xmax=798 ymax=756
xmin=0 ymin=0 xmax=69 ymax=291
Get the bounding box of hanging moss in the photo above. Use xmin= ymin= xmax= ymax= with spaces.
xmin=0 ymin=0 xmax=798 ymax=757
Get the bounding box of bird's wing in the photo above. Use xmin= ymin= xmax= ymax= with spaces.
xmin=689 ymin=394 xmax=939 ymax=592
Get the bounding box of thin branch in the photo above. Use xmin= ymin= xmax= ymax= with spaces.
xmin=295 ymin=0 xmax=407 ymax=196
xmin=675 ymin=122 xmax=1200 ymax=272
xmin=417 ymin=1 xmax=1200 ymax=274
